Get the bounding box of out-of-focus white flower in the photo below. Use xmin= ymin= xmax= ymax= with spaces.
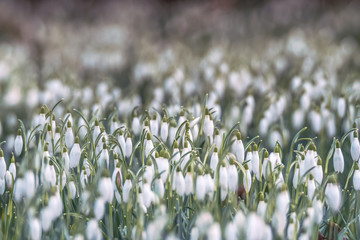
xmin=29 ymin=217 xmax=42 ymax=240
xmin=185 ymin=169 xmax=194 ymax=196
xmin=196 ymin=173 xmax=206 ymax=201
xmin=203 ymin=108 xmax=214 ymax=138
xmin=86 ymin=218 xmax=102 ymax=240
xmin=9 ymin=154 xmax=17 ymax=179
xmin=123 ymin=176 xmax=132 ymax=203
xmin=333 ymin=140 xmax=344 ymax=173
xmin=132 ymin=112 xmax=141 ymax=136
xmin=228 ymin=159 xmax=238 ymax=193
xmin=325 ymin=178 xmax=342 ymax=212
xmin=276 ymin=185 xmax=290 ymax=215
xmin=313 ymin=157 xmax=323 ymax=184
xmin=63 ymin=147 xmax=70 ymax=173
xmin=154 ymin=177 xmax=165 ymax=198
xmin=94 ymin=197 xmax=105 ymax=220
xmin=70 ymin=136 xmax=81 ymax=169
xmin=0 ymin=148 xmax=6 ymax=178
xmin=246 ymin=213 xmax=266 ymax=240
xmin=252 ymin=144 xmax=260 ymax=180
xmin=14 ymin=129 xmax=23 ymax=157
xmin=337 ymin=97 xmax=346 ymax=118
xmin=98 ymin=171 xmax=113 ymax=203
xmin=307 ymin=175 xmax=316 ymax=199
xmin=225 ymin=222 xmax=237 ymax=240
xmin=196 ymin=211 xmax=213 ymax=235
xmin=257 ymin=193 xmax=267 ymax=219
xmin=232 ymin=130 xmax=244 ymax=163
xmin=145 ymin=133 xmax=154 ymax=158
xmin=207 ymin=223 xmax=221 ymax=240
xmin=69 ymin=180 xmax=77 ymax=199
xmin=353 ymin=163 xmax=360 ymax=191
xmin=210 ymin=147 xmax=219 ymax=173
xmin=150 ymin=113 xmax=159 ymax=136
xmin=175 ymin=168 xmax=185 ymax=197
xmin=125 ymin=134 xmax=132 ymax=158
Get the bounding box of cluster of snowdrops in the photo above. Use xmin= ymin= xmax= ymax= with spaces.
xmin=0 ymin=98 xmax=359 ymax=240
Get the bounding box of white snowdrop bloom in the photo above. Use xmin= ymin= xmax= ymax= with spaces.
xmin=169 ymin=121 xmax=177 ymax=144
xmin=178 ymin=109 xmax=186 ymax=127
xmin=125 ymin=135 xmax=132 ymax=158
xmin=287 ymin=219 xmax=296 ymax=240
xmin=8 ymin=154 xmax=16 ymax=180
xmin=98 ymin=171 xmax=113 ymax=203
xmin=246 ymin=213 xmax=266 ymax=240
xmin=273 ymin=212 xmax=286 ymax=237
xmin=93 ymin=119 xmax=101 ymax=143
xmin=14 ymin=177 xmax=24 ymax=202
xmin=313 ymin=157 xmax=323 ymax=184
xmin=38 ymin=107 xmax=46 ymax=130
xmin=337 ymin=96 xmax=346 ymax=118
xmin=86 ymin=218 xmax=102 ymax=240
xmin=160 ymin=116 xmax=169 ymax=142
xmin=62 ymin=147 xmax=70 ymax=173
xmin=57 ymin=170 xmax=66 ymax=191
xmin=196 ymin=211 xmax=213 ymax=235
xmin=99 ymin=144 xmax=109 ymax=169
xmin=185 ymin=169 xmax=194 ymax=195
xmin=150 ymin=113 xmax=159 ymax=136
xmin=40 ymin=207 xmax=53 ymax=232
xmin=175 ymin=168 xmax=185 ymax=197
xmin=262 ymin=150 xmax=272 ymax=179
xmin=243 ymin=164 xmax=252 ymax=193
xmin=65 ymin=121 xmax=74 ymax=149
xmin=191 ymin=228 xmax=200 ymax=240
xmin=78 ymin=117 xmax=87 ymax=140
xmin=5 ymin=170 xmax=13 ymax=189
xmin=181 ymin=141 xmax=191 ymax=170
xmin=234 ymin=210 xmax=245 ymax=230
xmin=207 ymin=223 xmax=221 ymax=240
xmin=351 ymin=132 xmax=360 ymax=161
xmin=309 ymin=110 xmax=322 ymax=133
xmin=225 ymin=222 xmax=237 ymax=240
xmin=70 ymin=137 xmax=81 ymax=169
xmin=204 ymin=173 xmax=215 ymax=196
xmin=30 ymin=218 xmax=42 ymax=240
xmin=219 ymin=162 xmax=228 ymax=190
xmin=110 ymin=117 xmax=119 ymax=134
xmin=276 ymin=185 xmax=290 ymax=215
xmin=14 ymin=129 xmax=23 ymax=157
xmin=0 ymin=176 xmax=6 ymax=195
xmin=307 ymin=175 xmax=316 ymax=199
xmin=123 ymin=177 xmax=132 ymax=203
xmin=252 ymin=144 xmax=260 ymax=180
xmin=232 ymin=130 xmax=244 ymax=163
xmin=94 ymin=197 xmax=106 ymax=220
xmin=293 ymin=164 xmax=300 ymax=189
xmin=304 ymin=143 xmax=317 ymax=174
xmin=21 ymin=172 xmax=33 ymax=197
xmin=203 ymin=108 xmax=214 ymax=138
xmin=132 ymin=113 xmax=141 ymax=136
xmin=312 ymin=198 xmax=323 ymax=224
xmin=292 ymin=108 xmax=305 ymax=129
xmin=154 ymin=177 xmax=165 ymax=198
xmin=73 ymin=234 xmax=84 ymax=240
xmin=172 ymin=142 xmax=181 ymax=165
xmin=0 ymin=148 xmax=6 ymax=178
xmin=300 ymin=92 xmax=311 ymax=111
xmin=44 ymin=161 xmax=56 ymax=187
xmin=353 ymin=163 xmax=360 ymax=191
xmin=196 ymin=173 xmax=206 ymax=201
xmin=143 ymin=160 xmax=154 ymax=184
xmin=228 ymin=159 xmax=238 ymax=193
xmin=80 ymin=168 xmax=88 ymax=189
xmin=116 ymin=129 xmax=126 ymax=158
xmin=142 ymin=181 xmax=154 ymax=208
xmin=326 ymin=114 xmax=336 ymax=137
xmin=333 ymin=140 xmax=344 ymax=173
xmin=158 ymin=150 xmax=170 ymax=182
xmin=325 ymin=179 xmax=342 ymax=212
xmin=210 ymin=148 xmax=219 ymax=173
xmin=257 ymin=193 xmax=267 ymax=219
xmin=48 ymin=191 xmax=63 ymax=218
xmin=245 ymin=146 xmax=253 ymax=172
xmin=145 ymin=133 xmax=154 ymax=158
xmin=54 ymin=126 xmax=61 ymax=152
xmin=69 ymin=181 xmax=77 ymax=199
xmin=214 ymin=128 xmax=222 ymax=149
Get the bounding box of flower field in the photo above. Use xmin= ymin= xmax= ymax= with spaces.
xmin=1 ymin=1 xmax=360 ymax=240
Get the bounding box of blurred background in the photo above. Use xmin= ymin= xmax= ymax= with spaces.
xmin=1 ymin=0 xmax=360 ymax=157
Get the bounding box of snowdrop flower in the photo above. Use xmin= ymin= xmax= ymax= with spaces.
xmin=312 ymin=198 xmax=323 ymax=224
xmin=29 ymin=217 xmax=42 ymax=240
xmin=99 ymin=143 xmax=109 ymax=169
xmin=246 ymin=213 xmax=266 ymax=240
xmin=54 ymin=126 xmax=61 ymax=152
xmin=181 ymin=141 xmax=191 ymax=170
xmin=309 ymin=109 xmax=322 ymax=133
xmin=351 ymin=131 xmax=360 ymax=161
xmin=175 ymin=167 xmax=185 ymax=197
xmin=333 ymin=140 xmax=344 ymax=173
xmin=228 ymin=157 xmax=238 ymax=193
xmin=219 ymin=161 xmax=228 ymax=190
xmin=86 ymin=218 xmax=102 ymax=240
xmin=94 ymin=197 xmax=106 ymax=220
xmin=57 ymin=170 xmax=66 ymax=191
xmin=14 ymin=175 xmax=24 ymax=202
xmin=69 ymin=136 xmax=81 ymax=169
xmin=257 ymin=193 xmax=267 ymax=219
xmin=304 ymin=142 xmax=317 ymax=174
xmin=232 ymin=130 xmax=244 ymax=163
xmin=40 ymin=207 xmax=53 ymax=232
xmin=158 ymin=149 xmax=170 ymax=182
xmin=307 ymin=174 xmax=316 ymax=199
xmin=243 ymin=164 xmax=252 ymax=193
xmin=24 ymin=170 xmax=35 ymax=198
xmin=203 ymin=108 xmax=214 ymax=138
xmin=110 ymin=117 xmax=119 ymax=134
xmin=9 ymin=154 xmax=16 ymax=180
xmin=252 ymin=144 xmax=260 ymax=180
xmin=38 ymin=106 xmax=46 ymax=130
xmin=293 ymin=163 xmax=300 ymax=189
xmin=62 ymin=147 xmax=70 ymax=172
xmin=225 ymin=222 xmax=237 ymax=240
xmin=353 ymin=163 xmax=360 ymax=191
xmin=325 ymin=177 xmax=342 ymax=212
xmin=143 ymin=159 xmax=154 ymax=184
xmin=275 ymin=184 xmax=290 ymax=215
xmin=45 ymin=125 xmax=53 ymax=154
xmin=0 ymin=177 xmax=5 ymax=195
xmin=185 ymin=167 xmax=194 ymax=195
xmin=80 ymin=167 xmax=88 ymax=189
xmin=313 ymin=157 xmax=323 ymax=184
xmin=132 ymin=111 xmax=141 ymax=136
xmin=154 ymin=177 xmax=165 ymax=198
xmin=0 ymin=148 xmax=6 ymax=178
xmin=98 ymin=170 xmax=113 ymax=203
xmin=178 ymin=108 xmax=186 ymax=127
xmin=142 ymin=179 xmax=154 ymax=208
xmin=150 ymin=113 xmax=159 ymax=136
xmin=125 ymin=133 xmax=132 ymax=158
xmin=123 ymin=175 xmax=133 ymax=203
xmin=169 ymin=120 xmax=177 ymax=144
xmin=14 ymin=128 xmax=23 ymax=157
xmin=196 ymin=170 xmax=206 ymax=201
xmin=69 ymin=180 xmax=77 ymax=199
xmin=204 ymin=171 xmax=215 ymax=196
xmin=117 ymin=129 xmax=126 ymax=158
xmin=196 ymin=211 xmax=213 ymax=235
xmin=207 ymin=223 xmax=221 ymax=240
xmin=337 ymin=96 xmax=346 ymax=118
xmin=145 ymin=133 xmax=154 ymax=158
xmin=210 ymin=147 xmax=219 ymax=173
xmin=78 ymin=117 xmax=87 ymax=140
xmin=172 ymin=141 xmax=181 ymax=165
xmin=65 ymin=121 xmax=74 ymax=149
xmin=93 ymin=119 xmax=101 ymax=143
xmin=245 ymin=145 xmax=252 ymax=172
xmin=214 ymin=128 xmax=222 ymax=149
